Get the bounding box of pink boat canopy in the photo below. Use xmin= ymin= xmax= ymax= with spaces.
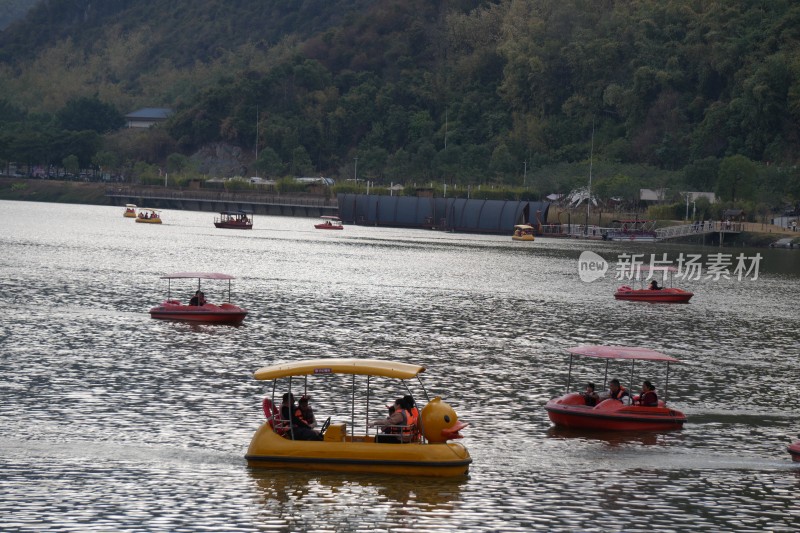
xmin=567 ymin=345 xmax=680 ymax=363
xmin=160 ymin=272 xmax=236 ymax=280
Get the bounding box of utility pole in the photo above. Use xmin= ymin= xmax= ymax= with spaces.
xmin=523 ymin=160 xmax=527 ymax=187
xmin=586 ymin=120 xmax=594 ymax=235
xmin=685 ymin=193 xmax=689 ymax=221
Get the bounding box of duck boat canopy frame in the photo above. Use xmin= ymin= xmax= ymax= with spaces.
xmin=254 ymin=358 xmax=432 ymax=437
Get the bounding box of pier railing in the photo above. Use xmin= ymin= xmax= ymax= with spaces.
xmin=105 ymin=186 xmax=338 ymax=208
xmin=539 ymin=222 xmax=745 ymax=240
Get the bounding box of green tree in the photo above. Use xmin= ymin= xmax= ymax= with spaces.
xmin=254 ymin=147 xmax=284 ymax=177
xmin=62 ymin=154 xmax=79 ymax=176
xmin=684 ymin=157 xmax=719 ymax=192
xmin=290 ymin=146 xmax=314 ymax=176
xmin=56 ymin=96 xmax=125 ymax=133
xmin=92 ymin=150 xmax=119 ymax=176
xmin=166 ymin=152 xmax=190 ymax=174
xmin=716 ymin=155 xmax=757 ymax=203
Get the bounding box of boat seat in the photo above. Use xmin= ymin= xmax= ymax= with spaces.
xmin=323 ymin=423 xmax=347 ymax=442
xmin=374 ymin=424 xmax=420 ymax=443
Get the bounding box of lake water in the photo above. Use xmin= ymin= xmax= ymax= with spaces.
xmin=1 ymin=200 xmax=799 ymax=532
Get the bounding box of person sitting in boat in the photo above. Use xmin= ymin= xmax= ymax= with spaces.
xmin=371 ymin=397 xmax=413 ymax=444
xmin=403 ymin=394 xmax=420 ymax=438
xmin=280 ymin=392 xmax=322 ymax=441
xmin=189 ymin=290 xmax=206 ymax=306
xmin=649 ymin=279 xmax=661 ymax=290
xmin=635 ymin=380 xmax=658 ymax=406
xmin=600 ymin=379 xmax=631 ymax=405
xmin=581 ymin=382 xmax=599 ymax=407
xmin=298 ymin=395 xmax=316 ymax=428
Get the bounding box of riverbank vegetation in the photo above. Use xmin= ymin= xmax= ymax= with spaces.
xmin=0 ymin=1 xmax=799 ymax=220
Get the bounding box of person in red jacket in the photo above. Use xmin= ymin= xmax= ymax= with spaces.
xmin=637 ymin=380 xmax=658 ymax=406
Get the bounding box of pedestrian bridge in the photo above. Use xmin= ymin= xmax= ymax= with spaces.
xmin=539 ymin=221 xmax=744 ymax=240
xmin=655 ymin=221 xmax=743 ymax=240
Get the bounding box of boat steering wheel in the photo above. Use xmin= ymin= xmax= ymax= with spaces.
xmin=319 ymin=416 xmax=331 ymax=435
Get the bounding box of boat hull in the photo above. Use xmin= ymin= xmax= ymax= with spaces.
xmin=214 ymin=222 xmax=252 ymax=230
xmin=512 ymin=235 xmax=535 ymax=241
xmin=789 ymin=441 xmax=800 ymax=462
xmin=135 ymin=218 xmax=162 ymax=224
xmin=124 ymin=212 xmax=137 ymax=218
xmin=545 ymin=393 xmax=686 ymax=431
xmin=614 ymin=288 xmax=693 ymax=303
xmin=314 ymin=224 xmax=343 ymax=230
xmin=149 ymin=301 xmax=247 ymax=325
xmin=246 ymin=423 xmax=471 ymax=477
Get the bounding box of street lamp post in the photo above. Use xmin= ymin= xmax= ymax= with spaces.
xmin=685 ymin=193 xmax=689 ymax=221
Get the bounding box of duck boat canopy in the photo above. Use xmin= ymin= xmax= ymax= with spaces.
xmin=253 ymin=358 xmax=424 ymax=381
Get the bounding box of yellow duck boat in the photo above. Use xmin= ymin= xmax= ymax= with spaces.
xmin=245 ymin=358 xmax=472 ymax=477
xmin=123 ymin=204 xmax=137 ymax=218
xmin=135 ymin=207 xmax=162 ymax=224
xmin=512 ymin=224 xmax=535 ymax=241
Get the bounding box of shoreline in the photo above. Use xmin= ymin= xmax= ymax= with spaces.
xmin=2 ymin=177 xmax=798 ymax=248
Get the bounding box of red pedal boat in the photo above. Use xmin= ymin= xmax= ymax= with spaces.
xmin=545 ymin=345 xmax=687 ymax=431
xmin=615 ymin=266 xmax=693 ymax=303
xmin=214 ymin=210 xmax=253 ymax=230
xmin=149 ymin=272 xmax=247 ymax=325
xmin=315 ymin=216 xmax=343 ymax=230
xmin=788 ymin=441 xmax=800 ymax=462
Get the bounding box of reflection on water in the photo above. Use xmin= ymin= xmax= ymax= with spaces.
xmin=545 ymin=426 xmax=665 ymax=447
xmin=1 ymin=200 xmax=799 ymax=531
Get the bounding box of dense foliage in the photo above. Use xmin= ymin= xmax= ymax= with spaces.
xmin=0 ymin=0 xmax=799 ymax=211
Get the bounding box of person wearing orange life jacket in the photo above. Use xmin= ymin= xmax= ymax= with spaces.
xmin=601 ymin=378 xmax=631 ymax=405
xmin=371 ymin=397 xmax=412 ymax=443
xmin=280 ymin=392 xmax=322 ymax=441
xmin=403 ymin=395 xmax=420 ymax=439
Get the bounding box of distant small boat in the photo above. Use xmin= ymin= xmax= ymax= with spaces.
xmin=614 ymin=266 xmax=693 ymax=303
xmin=123 ymin=204 xmax=137 ymax=218
xmin=315 ymin=216 xmax=343 ymax=230
xmin=135 ymin=208 xmax=162 ymax=224
xmin=512 ymin=224 xmax=535 ymax=242
xmin=214 ymin=210 xmax=253 ymax=230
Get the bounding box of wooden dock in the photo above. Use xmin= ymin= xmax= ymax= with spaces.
xmin=105 ymin=187 xmax=338 ymax=217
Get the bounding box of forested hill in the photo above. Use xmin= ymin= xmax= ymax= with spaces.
xmin=0 ymin=0 xmax=37 ymax=29
xmin=0 ymin=0 xmax=799 ymax=206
